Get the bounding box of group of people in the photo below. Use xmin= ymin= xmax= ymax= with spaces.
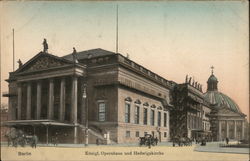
xmin=51 ymin=136 xmax=59 ymax=146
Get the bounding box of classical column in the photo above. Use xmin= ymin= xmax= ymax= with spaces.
xmin=48 ymin=79 xmax=54 ymax=120
xmin=36 ymin=81 xmax=42 ymax=119
xmin=71 ymin=76 xmax=78 ymax=144
xmin=218 ymin=121 xmax=221 ymax=141
xmin=46 ymin=125 xmax=49 ymax=145
xmin=17 ymin=84 xmax=22 ymax=120
xmin=74 ymin=126 xmax=78 ymax=144
xmin=241 ymin=121 xmax=244 ymax=139
xmin=226 ymin=121 xmax=229 ymax=138
xmin=234 ymin=120 xmax=237 ymax=140
xmin=59 ymin=78 xmax=66 ymax=122
xmin=26 ymin=82 xmax=32 ymax=120
xmin=167 ymin=111 xmax=170 ymax=141
xmin=81 ymin=84 xmax=86 ymax=125
xmin=71 ymin=76 xmax=78 ymax=124
xmin=8 ymin=98 xmax=13 ymax=120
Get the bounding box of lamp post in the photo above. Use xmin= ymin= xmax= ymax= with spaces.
xmin=82 ymin=84 xmax=88 ymax=146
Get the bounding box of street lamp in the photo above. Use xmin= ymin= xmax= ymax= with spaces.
xmin=82 ymin=84 xmax=88 ymax=146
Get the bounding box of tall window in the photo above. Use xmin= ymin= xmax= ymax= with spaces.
xmin=143 ymin=108 xmax=148 ymax=125
xmin=150 ymin=110 xmax=155 ymax=126
xmin=158 ymin=111 xmax=161 ymax=126
xmin=125 ymin=103 xmax=130 ymax=123
xmin=134 ymin=106 xmax=140 ymax=124
xmin=98 ymin=102 xmax=106 ymax=121
xmin=135 ymin=131 xmax=139 ymax=137
xmin=164 ymin=113 xmax=167 ymax=127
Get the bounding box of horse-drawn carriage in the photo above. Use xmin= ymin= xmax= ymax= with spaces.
xmin=172 ymin=136 xmax=192 ymax=146
xmin=5 ymin=128 xmax=38 ymax=148
xmin=139 ymin=134 xmax=158 ymax=147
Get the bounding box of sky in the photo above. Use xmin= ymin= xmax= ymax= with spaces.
xmin=0 ymin=1 xmax=249 ymax=120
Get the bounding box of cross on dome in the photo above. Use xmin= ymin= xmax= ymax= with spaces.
xmin=211 ymin=66 xmax=214 ymax=74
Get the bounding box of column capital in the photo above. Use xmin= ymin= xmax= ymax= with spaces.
xmin=49 ymin=78 xmax=54 ymax=82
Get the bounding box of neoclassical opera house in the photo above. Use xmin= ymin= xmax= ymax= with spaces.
xmin=204 ymin=71 xmax=247 ymax=141
xmin=3 ymin=47 xmax=172 ymax=144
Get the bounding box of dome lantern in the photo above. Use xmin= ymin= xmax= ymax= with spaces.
xmin=207 ymin=66 xmax=218 ymax=91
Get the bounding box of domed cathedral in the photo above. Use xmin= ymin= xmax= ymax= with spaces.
xmin=204 ymin=67 xmax=247 ymax=141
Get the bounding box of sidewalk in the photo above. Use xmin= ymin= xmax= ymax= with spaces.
xmin=1 ymin=141 xmax=173 ymax=148
xmin=194 ymin=142 xmax=249 ymax=154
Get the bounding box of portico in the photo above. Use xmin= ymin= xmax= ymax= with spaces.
xmin=5 ymin=51 xmax=86 ymax=144
xmin=218 ymin=119 xmax=245 ymax=141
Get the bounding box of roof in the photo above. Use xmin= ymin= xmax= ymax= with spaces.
xmin=62 ymin=48 xmax=117 ymax=61
xmin=13 ymin=51 xmax=74 ymax=74
xmin=207 ymin=74 xmax=218 ymax=82
xmin=204 ymin=91 xmax=241 ymax=113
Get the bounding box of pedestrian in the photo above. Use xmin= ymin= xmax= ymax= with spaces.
xmin=96 ymin=138 xmax=99 ymax=145
xmin=155 ymin=137 xmax=158 ymax=145
xmin=32 ymin=135 xmax=38 ymax=148
xmin=148 ymin=137 xmax=151 ymax=149
xmin=226 ymin=137 xmax=229 ymax=145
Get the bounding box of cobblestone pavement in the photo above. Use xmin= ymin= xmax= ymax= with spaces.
xmin=1 ymin=142 xmax=249 ymax=161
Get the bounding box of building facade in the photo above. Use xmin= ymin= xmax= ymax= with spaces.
xmin=170 ymin=78 xmax=208 ymax=140
xmin=3 ymin=48 xmax=172 ymax=144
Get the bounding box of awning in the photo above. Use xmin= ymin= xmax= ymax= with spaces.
xmin=2 ymin=120 xmax=76 ymax=127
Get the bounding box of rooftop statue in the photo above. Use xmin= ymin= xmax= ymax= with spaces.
xmin=43 ymin=39 xmax=48 ymax=53
xmin=72 ymin=47 xmax=79 ymax=63
xmin=17 ymin=59 xmax=23 ymax=68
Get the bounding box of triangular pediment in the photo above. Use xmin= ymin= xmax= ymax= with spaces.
xmin=15 ymin=52 xmax=73 ymax=73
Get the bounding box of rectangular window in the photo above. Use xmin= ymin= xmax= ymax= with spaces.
xmin=134 ymin=106 xmax=140 ymax=124
xmin=135 ymin=131 xmax=139 ymax=137
xmin=164 ymin=132 xmax=167 ymax=137
xmin=143 ymin=108 xmax=148 ymax=125
xmin=144 ymin=132 xmax=147 ymax=136
xmin=126 ymin=131 xmax=130 ymax=137
xmin=125 ymin=103 xmax=130 ymax=123
xmin=164 ymin=113 xmax=167 ymax=127
xmin=158 ymin=111 xmax=161 ymax=126
xmin=98 ymin=102 xmax=106 ymax=121
xmin=150 ymin=110 xmax=155 ymax=126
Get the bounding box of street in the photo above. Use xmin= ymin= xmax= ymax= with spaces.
xmin=1 ymin=144 xmax=248 ymax=161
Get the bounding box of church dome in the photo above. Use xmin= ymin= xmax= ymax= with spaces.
xmin=204 ymin=91 xmax=241 ymax=113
